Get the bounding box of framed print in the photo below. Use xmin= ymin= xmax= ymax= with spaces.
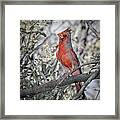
xmin=0 ymin=0 xmax=119 ymax=119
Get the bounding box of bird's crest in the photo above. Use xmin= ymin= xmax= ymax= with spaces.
xmin=57 ymin=27 xmax=71 ymax=39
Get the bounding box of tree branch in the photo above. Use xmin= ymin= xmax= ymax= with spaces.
xmin=20 ymin=70 xmax=100 ymax=98
xmin=72 ymin=70 xmax=100 ymax=100
xmin=86 ymin=21 xmax=100 ymax=39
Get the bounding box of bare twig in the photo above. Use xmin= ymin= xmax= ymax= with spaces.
xmin=86 ymin=21 xmax=100 ymax=39
xmin=95 ymin=89 xmax=100 ymax=100
xmin=71 ymin=61 xmax=100 ymax=74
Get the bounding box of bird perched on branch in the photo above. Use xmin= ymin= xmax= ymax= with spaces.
xmin=56 ymin=27 xmax=82 ymax=93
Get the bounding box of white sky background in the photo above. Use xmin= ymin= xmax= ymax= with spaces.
xmin=5 ymin=5 xmax=115 ymax=115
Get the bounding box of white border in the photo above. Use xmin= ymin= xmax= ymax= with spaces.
xmin=5 ymin=5 xmax=115 ymax=115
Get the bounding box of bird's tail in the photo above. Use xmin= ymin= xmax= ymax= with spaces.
xmin=75 ymin=82 xmax=81 ymax=93
xmin=72 ymin=68 xmax=82 ymax=93
xmin=72 ymin=68 xmax=86 ymax=99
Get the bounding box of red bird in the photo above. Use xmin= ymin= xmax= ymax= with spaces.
xmin=56 ymin=28 xmax=82 ymax=93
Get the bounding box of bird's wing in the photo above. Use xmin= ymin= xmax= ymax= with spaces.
xmin=68 ymin=49 xmax=82 ymax=75
xmin=69 ymin=49 xmax=80 ymax=67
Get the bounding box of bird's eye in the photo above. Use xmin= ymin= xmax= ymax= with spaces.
xmin=60 ymin=34 xmax=64 ymax=38
xmin=63 ymin=34 xmax=67 ymax=37
xmin=58 ymin=33 xmax=67 ymax=39
xmin=59 ymin=34 xmax=63 ymax=38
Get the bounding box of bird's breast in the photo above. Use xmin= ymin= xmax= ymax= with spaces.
xmin=56 ymin=44 xmax=73 ymax=70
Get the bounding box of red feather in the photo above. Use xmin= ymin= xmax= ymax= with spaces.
xmin=56 ymin=28 xmax=82 ymax=92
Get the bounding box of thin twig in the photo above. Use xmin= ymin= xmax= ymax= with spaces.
xmin=86 ymin=21 xmax=100 ymax=39
xmin=95 ymin=89 xmax=100 ymax=100
xmin=71 ymin=61 xmax=100 ymax=74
